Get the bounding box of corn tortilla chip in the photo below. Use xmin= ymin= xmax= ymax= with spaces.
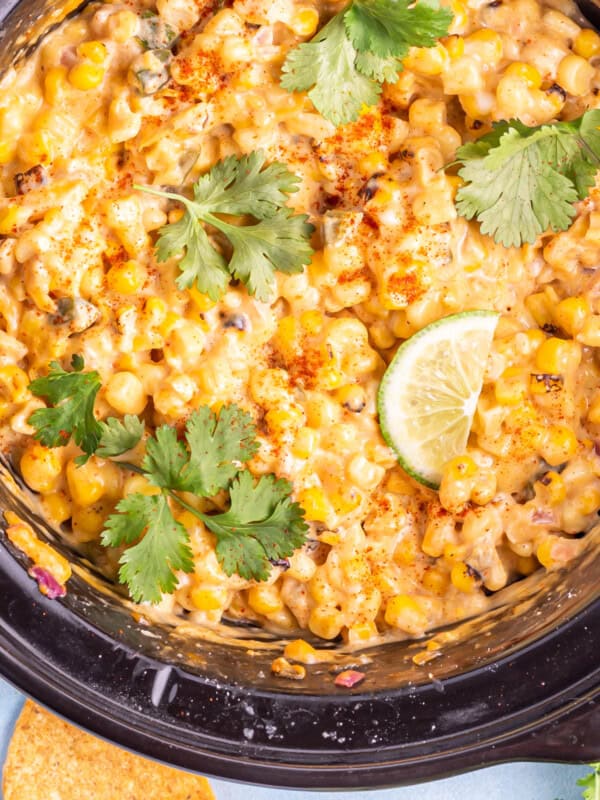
xmin=3 ymin=700 xmax=215 ymax=800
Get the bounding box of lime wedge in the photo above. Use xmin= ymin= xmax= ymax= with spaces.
xmin=377 ymin=311 xmax=499 ymax=489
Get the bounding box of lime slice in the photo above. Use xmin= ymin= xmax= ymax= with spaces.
xmin=377 ymin=310 xmax=499 ymax=489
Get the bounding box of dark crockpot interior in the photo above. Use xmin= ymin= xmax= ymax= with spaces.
xmin=0 ymin=0 xmax=598 ymax=788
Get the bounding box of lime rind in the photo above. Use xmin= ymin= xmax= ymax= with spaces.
xmin=377 ymin=310 xmax=499 ymax=489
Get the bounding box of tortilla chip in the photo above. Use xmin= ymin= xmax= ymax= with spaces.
xmin=3 ymin=700 xmax=215 ymax=800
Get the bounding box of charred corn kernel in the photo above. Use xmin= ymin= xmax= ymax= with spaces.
xmin=41 ymin=491 xmax=72 ymax=525
xmin=553 ymin=296 xmax=589 ymax=336
xmin=106 ymin=260 xmax=144 ymax=294
xmin=0 ymin=206 xmax=19 ymax=236
xmin=66 ymin=459 xmax=105 ymax=506
xmin=187 ymin=284 xmax=216 ymax=311
xmin=190 ymin=586 xmax=228 ymax=611
xmin=535 ymin=337 xmax=581 ymax=374
xmin=5 ymin=515 xmax=71 ymax=585
xmin=20 ymin=442 xmax=63 ymax=493
xmin=557 ymin=54 xmax=595 ymax=96
xmin=574 ymin=28 xmax=600 ymax=58
xmin=517 ymin=555 xmax=538 ymax=575
xmin=404 ymin=43 xmax=449 ymax=75
xmin=292 ymin=426 xmax=318 ymax=459
xmin=298 ymin=486 xmax=333 ymax=522
xmin=422 ymin=567 xmax=450 ymax=595
xmin=336 ymin=383 xmax=366 ymax=413
xmin=284 ymin=638 xmax=319 ymax=663
xmin=289 ymin=6 xmax=319 ymax=36
xmin=384 ymin=594 xmax=427 ymax=633
xmin=358 ymin=151 xmax=388 ymax=176
xmin=105 ymin=371 xmax=147 ymax=415
xmin=450 ymin=562 xmax=481 ymax=593
xmin=271 ymin=657 xmax=306 ymax=680
xmin=77 ymin=41 xmax=107 ymax=63
xmin=495 ymin=367 xmax=527 ymax=405
xmin=537 ymin=535 xmax=560 ymax=568
xmin=445 ymin=455 xmax=477 ymax=481
xmin=576 ymin=486 xmax=600 ymax=515
xmin=587 ymin=393 xmax=600 ymax=424
xmin=299 ymin=309 xmax=323 ymax=334
xmin=529 ymin=372 xmax=564 ymax=396
xmin=444 ymin=35 xmax=464 ymax=59
xmin=503 ymin=61 xmax=542 ymax=89
xmin=525 ymin=292 xmax=552 ymax=327
xmin=308 ymin=605 xmax=344 ymax=640
xmin=68 ymin=62 xmax=105 ymax=90
xmin=0 ymin=366 xmax=29 ymax=403
xmin=44 ymin=65 xmax=68 ymax=105
xmin=540 ymin=424 xmax=578 ymax=466
xmin=536 ymin=471 xmax=566 ymax=504
xmin=248 ymin=584 xmax=283 ymax=615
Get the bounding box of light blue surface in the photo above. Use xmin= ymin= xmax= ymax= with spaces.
xmin=0 ymin=676 xmax=589 ymax=799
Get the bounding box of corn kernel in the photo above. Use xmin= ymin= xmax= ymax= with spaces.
xmin=587 ymin=393 xmax=600 ymax=424
xmin=308 ymin=572 xmax=337 ymax=605
xmin=289 ymin=6 xmax=319 ymax=37
xmin=445 ymin=455 xmax=477 ymax=481
xmin=266 ymin=403 xmax=305 ymax=433
xmin=68 ymin=62 xmax=105 ymax=90
xmin=553 ymin=296 xmax=589 ymax=336
xmin=106 ymin=260 xmax=145 ymax=294
xmin=576 ymin=486 xmax=600 ymax=515
xmin=459 ymin=90 xmax=494 ymax=119
xmin=41 ymin=491 xmax=72 ymax=525
xmin=450 ymin=562 xmax=481 ymax=593
xmin=248 ymin=584 xmax=284 ymax=615
xmin=71 ymin=504 xmax=107 ymax=541
xmin=394 ymin=537 xmax=417 ymax=565
xmin=443 ymin=542 xmax=468 ymax=563
xmin=18 ymin=130 xmax=55 ymax=165
xmin=330 ymin=488 xmax=362 ymax=516
xmin=358 ymin=151 xmax=388 ymax=176
xmin=517 ymin=555 xmax=538 ymax=575
xmin=292 ymin=426 xmax=318 ymax=459
xmin=284 ymin=639 xmax=320 ymax=664
xmin=384 ymin=594 xmax=428 ymax=634
xmin=465 ymin=28 xmax=503 ymax=64
xmin=77 ymin=40 xmax=107 ymax=64
xmin=66 ymin=458 xmax=106 ymax=506
xmin=274 ymin=315 xmax=300 ymax=360
xmin=535 ymin=471 xmax=566 ymax=504
xmin=44 ymin=65 xmax=68 ymax=105
xmin=0 ymin=366 xmax=29 ymax=403
xmin=105 ymin=371 xmax=147 ymax=416
xmin=271 ymin=657 xmax=306 ymax=679
xmin=540 ymin=424 xmax=578 ymax=466
xmin=403 ymin=43 xmax=449 ymax=75
xmin=187 ymin=284 xmax=216 ymax=311
xmin=422 ymin=567 xmax=450 ymax=595
xmin=298 ymin=486 xmax=333 ymax=522
xmin=444 ymin=35 xmax=464 ymax=59
xmin=577 ymin=315 xmax=600 ymax=347
xmin=537 ymin=535 xmax=559 ymax=569
xmin=346 ymin=622 xmax=378 ymax=644
xmin=190 ymin=586 xmax=228 ymax=611
xmin=0 ymin=206 xmax=19 ymax=236
xmin=308 ymin=605 xmax=344 ymax=640
xmin=574 ymin=28 xmax=600 ymax=58
xmin=495 ymin=367 xmax=527 ymax=405
xmin=503 ymin=61 xmax=542 ymax=89
xmin=557 ymin=53 xmax=595 ymax=96
xmin=299 ymin=309 xmax=323 ymax=334
xmin=525 ymin=292 xmax=552 ymax=327
xmin=535 ymin=337 xmax=581 ymax=374
xmin=20 ymin=442 xmax=63 ymax=493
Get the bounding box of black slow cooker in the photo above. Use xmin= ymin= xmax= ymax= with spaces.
xmin=0 ymin=0 xmax=598 ymax=789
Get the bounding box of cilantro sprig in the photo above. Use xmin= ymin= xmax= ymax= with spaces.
xmin=450 ymin=110 xmax=600 ymax=248
xmin=280 ymin=0 xmax=452 ymax=126
xmin=578 ymin=762 xmax=600 ymax=800
xmin=135 ymin=150 xmax=314 ymax=302
xmin=27 ymin=357 xmax=308 ymax=603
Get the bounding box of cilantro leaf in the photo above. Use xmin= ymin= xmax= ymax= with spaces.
xmin=180 ymin=404 xmax=258 ymax=496
xmin=28 ymin=355 xmax=102 ymax=464
xmin=281 ymin=15 xmax=382 ymax=127
xmin=345 ymin=0 xmax=452 ymax=59
xmin=96 ymin=415 xmax=144 ymax=458
xmin=452 ymin=110 xmax=600 ymax=248
xmin=280 ymin=0 xmax=451 ymax=125
xmin=578 ymin=763 xmax=600 ymax=800
xmin=135 ymin=150 xmax=314 ymax=302
xmin=142 ymin=425 xmax=189 ymax=490
xmin=203 ymin=471 xmax=309 ymax=581
xmin=102 ymin=492 xmax=194 ymax=604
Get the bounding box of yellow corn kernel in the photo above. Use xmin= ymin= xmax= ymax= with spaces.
xmin=308 ymin=572 xmax=337 ymax=605
xmin=529 ymin=372 xmax=564 ymax=396
xmin=450 ymin=562 xmax=481 ymax=593
xmin=20 ymin=443 xmax=63 ymax=494
xmin=299 ymin=309 xmax=323 ymax=335
xmin=330 ymin=488 xmax=362 ymax=516
xmin=187 ymin=285 xmax=216 ymax=311
xmin=443 ymin=542 xmax=468 ymax=563
xmin=308 ymin=605 xmax=344 ymax=640
xmin=284 ymin=638 xmax=319 ymax=664
xmin=265 ymin=403 xmax=305 ymax=433
xmin=494 ymin=367 xmax=527 ymax=405
xmin=537 ymin=535 xmax=560 ymax=569
xmin=577 ymin=315 xmax=600 ymax=347
xmin=535 ymin=471 xmax=566 ymax=504
xmin=384 ymin=594 xmax=428 ymax=633
xmin=458 ymin=90 xmax=494 ymax=119
xmin=576 ymin=486 xmax=600 ymax=515
xmin=574 ymin=28 xmax=600 ymax=58
xmin=0 ymin=206 xmax=19 ymax=236
xmin=587 ymin=393 xmax=600 ymax=424
xmin=444 ymin=35 xmax=464 ymax=59
xmin=292 ymin=426 xmax=318 ymax=459
xmin=404 ymin=43 xmax=449 ymax=75
xmin=144 ymin=296 xmax=167 ymax=325
xmin=465 ymin=28 xmax=503 ymax=61
xmin=108 ymin=9 xmax=139 ymax=42
xmin=18 ymin=130 xmax=55 ymax=165
xmin=394 ymin=536 xmax=417 ymax=565
xmin=0 ymin=140 xmax=15 ymax=164
xmin=44 ymin=65 xmax=68 ymax=105
xmin=525 ymin=292 xmax=552 ymax=327
xmin=68 ymin=62 xmax=105 ymax=90
xmin=318 ymin=530 xmax=340 ymax=546
xmin=41 ymin=491 xmax=72 ymax=525
xmin=271 ymin=657 xmax=306 ymax=680
xmin=335 ymin=383 xmax=365 ymax=414
xmin=190 ymin=586 xmax=228 ymax=611
xmin=450 ymin=0 xmax=467 ymax=30
xmin=316 ymin=363 xmax=345 ymax=391
xmin=71 ymin=504 xmax=107 ymax=541
xmin=369 ymin=179 xmax=398 ymax=208
xmin=105 ymin=371 xmax=147 ymax=416
xmin=106 ymin=260 xmax=145 ymax=294
xmin=0 ymin=366 xmax=29 ymax=403
xmin=445 ymin=455 xmax=477 ymax=482
xmin=503 ymin=61 xmax=542 ymax=89
xmin=553 ymin=296 xmax=590 ymax=336
xmin=557 ymin=53 xmax=595 ymax=96
xmin=248 ymin=584 xmax=283 ymax=616
xmin=535 ymin=337 xmax=581 ymax=374
xmin=289 ymin=6 xmax=319 ymax=36
xmin=77 ymin=40 xmax=107 ymax=63
xmin=517 ymin=555 xmax=538 ymax=575
xmin=159 ymin=311 xmax=180 ymax=338
xmin=358 ymin=151 xmax=388 ymax=176
xmin=540 ymin=424 xmax=578 ymax=466
xmin=274 ymin=315 xmax=300 ymax=360
xmin=5 ymin=515 xmax=71 ymax=585
xmin=422 ymin=567 xmax=450 ymax=595
xmin=298 ymin=486 xmax=333 ymax=522
xmin=66 ymin=459 xmax=106 ymax=506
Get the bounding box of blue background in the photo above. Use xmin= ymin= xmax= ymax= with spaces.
xmin=0 ymin=676 xmax=590 ymax=799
